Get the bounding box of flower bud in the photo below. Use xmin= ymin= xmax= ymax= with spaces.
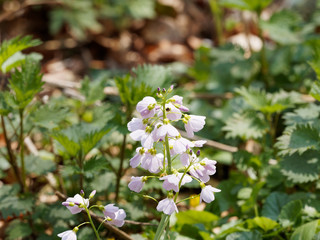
xmin=196 ymin=150 xmax=201 ymax=156
xmin=157 ymin=87 xmax=161 ymax=92
xmin=80 ymin=190 xmax=85 ymax=197
xmin=73 ymin=227 xmax=79 ymax=233
xmin=89 ymin=190 xmax=96 ymax=199
xmin=162 ymin=88 xmax=166 ymax=93
xmin=168 ymin=85 xmax=174 ymax=93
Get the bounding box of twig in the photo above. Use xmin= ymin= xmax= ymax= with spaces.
xmin=55 ymin=191 xmax=134 ymax=240
xmin=179 ymin=130 xmax=238 ymax=153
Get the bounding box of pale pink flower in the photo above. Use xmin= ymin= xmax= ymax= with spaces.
xmin=170 ymin=95 xmax=189 ymax=112
xmin=103 ymin=204 xmax=126 ymax=227
xmin=194 ymin=140 xmax=207 ymax=147
xmin=180 ymin=152 xmax=190 ymax=166
xmin=128 ymin=176 xmax=145 ymax=193
xmin=160 ymin=172 xmax=192 ymax=192
xmin=158 ymin=103 xmax=182 ymax=121
xmin=127 ymin=118 xmax=145 ymax=132
xmin=169 ymin=137 xmax=194 ymax=155
xmin=201 ymin=158 xmax=217 ymax=176
xmin=62 ymin=194 xmax=89 ymax=214
xmin=136 ymin=97 xmax=157 ymax=118
xmin=141 ymin=152 xmax=163 ymax=173
xmin=200 ymin=185 xmax=221 ymax=203
xmin=189 ymin=163 xmax=210 ymax=182
xmin=129 ymin=127 xmax=155 ymax=149
xmin=155 ymin=122 xmax=179 ymax=140
xmin=183 ymin=115 xmax=206 ymax=137
xmin=130 ymin=147 xmax=145 ymax=168
xmin=156 ymin=198 xmax=179 ymax=215
xmin=57 ymin=230 xmax=77 ymax=240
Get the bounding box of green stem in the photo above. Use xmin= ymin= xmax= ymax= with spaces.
xmin=209 ymin=0 xmax=224 ymax=46
xmin=1 ymin=115 xmax=24 ymax=192
xmin=19 ymin=109 xmax=27 ymax=193
xmin=85 ymin=208 xmax=101 ymax=240
xmin=115 ymin=134 xmax=127 ymax=203
xmin=154 ymin=214 xmax=170 ymax=240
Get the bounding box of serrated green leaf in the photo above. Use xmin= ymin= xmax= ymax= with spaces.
xmin=278 ymin=200 xmax=302 ymax=228
xmin=226 ymin=230 xmax=262 ymax=240
xmin=0 ymin=185 xmax=33 ymax=219
xmin=280 ymin=150 xmax=320 ymax=183
xmin=0 ymin=35 xmax=41 ymax=69
xmin=253 ymin=217 xmax=279 ymax=232
xmin=223 ymin=111 xmax=268 ymax=140
xmin=84 ymin=156 xmax=107 ymax=173
xmin=262 ymin=192 xmax=290 ymax=220
xmin=283 ymin=104 xmax=320 ymax=126
xmin=24 ymin=155 xmax=56 ymax=176
xmin=276 ymin=124 xmax=320 ymax=156
xmin=52 ymin=132 xmax=80 ymax=156
xmin=31 ymin=104 xmax=70 ymax=130
xmin=1 ymin=51 xmax=42 ymax=73
xmin=80 ymin=76 xmax=106 ymax=105
xmin=290 ymin=220 xmax=319 ymax=240
xmin=8 ymin=58 xmax=44 ymax=109
xmin=0 ymin=91 xmax=11 ymax=115
xmin=5 ymin=220 xmax=32 ymax=240
xmin=176 ymin=210 xmax=219 ymax=225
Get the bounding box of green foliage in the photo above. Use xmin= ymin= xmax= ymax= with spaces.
xmin=226 ymin=231 xmax=262 ymax=240
xmin=223 ymin=111 xmax=268 ymax=140
xmin=24 ymin=155 xmax=56 ymax=176
xmin=0 ymin=35 xmax=41 ymax=73
xmin=276 ymin=124 xmax=320 ymax=156
xmin=80 ymin=76 xmax=106 ymax=105
xmin=176 ymin=210 xmax=219 ymax=225
xmin=219 ymin=0 xmax=272 ymax=12
xmin=115 ymin=64 xmax=172 ymax=111
xmin=290 ymin=220 xmax=319 ymax=240
xmin=7 ymin=58 xmax=44 ymax=109
xmin=278 ymin=200 xmax=302 ymax=228
xmin=280 ymin=150 xmax=320 ymax=184
xmin=52 ymin=123 xmax=110 ymax=157
xmin=261 ymin=192 xmax=289 ymax=220
xmin=252 ymin=217 xmax=279 ymax=232
xmin=0 ymin=185 xmax=33 ymax=219
xmin=5 ymin=220 xmax=32 ymax=240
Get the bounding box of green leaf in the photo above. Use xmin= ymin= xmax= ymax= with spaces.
xmin=84 ymin=156 xmax=108 ymax=174
xmin=253 ymin=217 xmax=279 ymax=232
xmin=176 ymin=210 xmax=219 ymax=225
xmin=24 ymin=155 xmax=56 ymax=176
xmin=280 ymin=150 xmax=320 ymax=183
xmin=276 ymin=124 xmax=320 ymax=156
xmin=0 ymin=91 xmax=11 ymax=115
xmin=223 ymin=111 xmax=268 ymax=140
xmin=0 ymin=35 xmax=41 ymax=70
xmin=226 ymin=231 xmax=262 ymax=240
xmin=5 ymin=220 xmax=32 ymax=240
xmin=0 ymin=185 xmax=33 ymax=219
xmin=283 ymin=104 xmax=320 ymax=126
xmin=80 ymin=76 xmax=106 ymax=105
xmin=31 ymin=104 xmax=70 ymax=130
xmin=8 ymin=58 xmax=44 ymax=109
xmin=220 ymin=0 xmax=272 ymax=12
xmin=278 ymin=200 xmax=302 ymax=228
xmin=310 ymin=81 xmax=320 ymax=101
xmin=290 ymin=220 xmax=319 ymax=240
xmin=1 ymin=52 xmax=42 ymax=73
xmin=52 ymin=132 xmax=80 ymax=156
xmin=262 ymin=192 xmax=289 ymax=221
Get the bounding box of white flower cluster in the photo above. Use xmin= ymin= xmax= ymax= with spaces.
xmin=128 ymin=87 xmax=220 ymax=215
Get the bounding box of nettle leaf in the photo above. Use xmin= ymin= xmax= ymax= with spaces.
xmin=176 ymin=210 xmax=219 ymax=225
xmin=226 ymin=231 xmax=262 ymax=240
xmin=116 ymin=64 xmax=172 ymax=108
xmin=253 ymin=217 xmax=279 ymax=232
xmin=223 ymin=111 xmax=268 ymax=140
xmin=80 ymin=76 xmax=106 ymax=105
xmin=280 ymin=150 xmax=320 ymax=183
xmin=0 ymin=35 xmax=41 ymax=70
xmin=5 ymin=220 xmax=32 ymax=240
xmin=283 ymin=104 xmax=320 ymax=126
xmin=8 ymin=58 xmax=44 ymax=109
xmin=84 ymin=156 xmax=107 ymax=175
xmin=278 ymin=200 xmax=302 ymax=228
xmin=24 ymin=155 xmax=56 ymax=176
xmin=52 ymin=132 xmax=80 ymax=156
xmin=261 ymin=192 xmax=290 ymax=221
xmin=276 ymin=124 xmax=320 ymax=156
xmin=31 ymin=104 xmax=70 ymax=130
xmin=0 ymin=91 xmax=11 ymax=115
xmin=310 ymin=81 xmax=320 ymax=101
xmin=290 ymin=220 xmax=319 ymax=240
xmin=236 ymin=87 xmax=297 ymax=114
xmin=2 ymin=52 xmax=42 ymax=73
xmin=0 ymin=185 xmax=33 ymax=219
